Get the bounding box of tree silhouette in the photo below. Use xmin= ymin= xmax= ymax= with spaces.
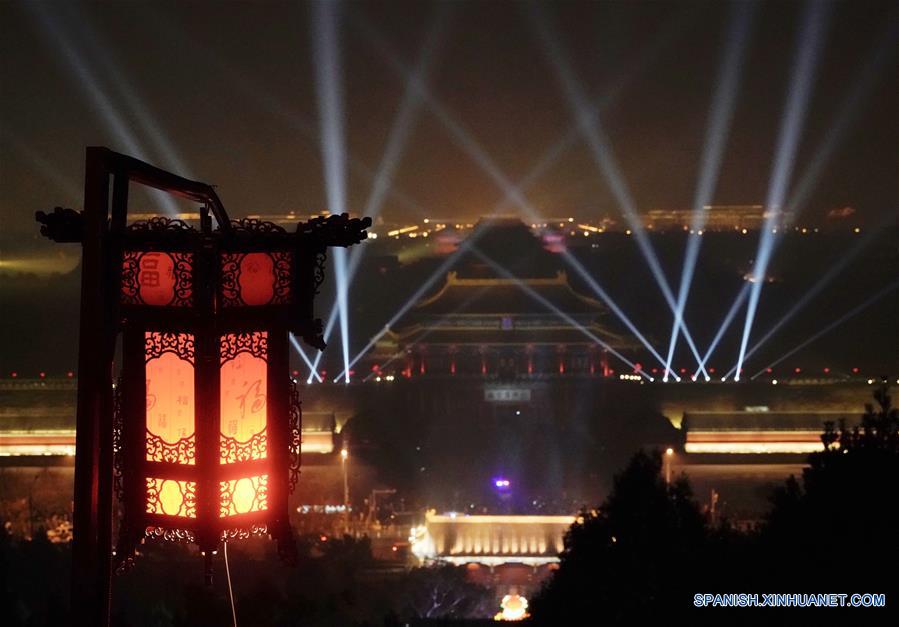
xmin=395 ymin=565 xmax=492 ymax=620
xmin=762 ymin=382 xmax=899 ymax=592
xmin=531 ymin=449 xmax=706 ymax=624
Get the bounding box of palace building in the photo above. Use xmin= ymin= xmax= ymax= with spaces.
xmin=364 ymin=218 xmax=633 ymax=380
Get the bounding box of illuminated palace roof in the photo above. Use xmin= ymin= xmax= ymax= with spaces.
xmin=394 ymin=271 xmax=628 ymax=347
xmin=366 ymin=218 xmax=633 ymax=378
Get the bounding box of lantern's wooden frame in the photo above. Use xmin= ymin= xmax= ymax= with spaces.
xmin=113 ymin=217 xmax=302 ymax=571
xmin=36 ymin=147 xmax=370 ymax=627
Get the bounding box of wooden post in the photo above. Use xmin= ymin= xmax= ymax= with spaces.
xmin=70 ymin=147 xmax=115 ymax=627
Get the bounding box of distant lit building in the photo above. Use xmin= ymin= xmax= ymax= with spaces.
xmin=642 ymin=205 xmax=790 ymax=232
xmin=410 ymin=511 xmax=574 ymax=567
xmin=364 ymin=219 xmax=632 ymax=379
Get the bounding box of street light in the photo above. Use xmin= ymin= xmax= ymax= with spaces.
xmin=664 ymin=448 xmax=674 ymax=486
xmin=341 ymin=447 xmax=349 ymax=534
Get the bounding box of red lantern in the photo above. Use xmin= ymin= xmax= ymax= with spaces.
xmin=112 ymin=213 xmax=368 ymax=575
xmin=37 ymin=148 xmax=370 ymax=608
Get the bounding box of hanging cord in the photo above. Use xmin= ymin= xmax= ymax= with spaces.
xmin=223 ymin=541 xmax=238 ymax=627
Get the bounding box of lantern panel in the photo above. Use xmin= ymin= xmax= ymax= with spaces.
xmin=122 ymin=251 xmax=193 ymax=306
xmin=219 ymin=474 xmax=268 ymax=517
xmin=146 ymin=477 xmax=197 ymax=518
xmin=219 ymin=332 xmax=268 ymax=464
xmin=145 ymin=333 xmax=196 ymax=465
xmin=220 ymin=252 xmax=292 ymax=307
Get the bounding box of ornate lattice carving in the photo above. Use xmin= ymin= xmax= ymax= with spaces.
xmin=145 ymin=332 xmax=195 ymax=364
xmin=219 ymin=252 xmax=292 ymax=307
xmin=146 ymin=431 xmax=196 ymax=465
xmin=313 ymin=251 xmax=327 ymax=295
xmin=219 ymin=332 xmax=267 ymax=363
xmin=229 ymin=218 xmax=286 ymax=235
xmin=219 ymin=429 xmax=267 ymax=464
xmin=145 ymin=526 xmax=196 ymax=543
xmin=120 ymin=251 xmax=140 ymax=303
xmin=220 ymin=524 xmax=269 ymax=541
xmin=288 ymin=380 xmax=302 ymax=493
xmin=219 ymin=253 xmax=241 ymax=306
xmin=121 ymin=251 xmax=193 ymax=307
xmin=127 ymin=216 xmax=195 ymax=233
xmin=272 ymin=252 xmax=292 ymax=302
xmin=146 ymin=478 xmax=197 ymax=518
xmin=113 ymin=378 xmax=124 ymax=502
xmin=219 ymin=475 xmax=268 ymax=517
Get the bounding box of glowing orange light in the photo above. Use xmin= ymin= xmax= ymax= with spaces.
xmin=147 ymin=478 xmax=197 ymax=518
xmin=220 ymin=252 xmax=291 ymax=307
xmin=139 ymin=252 xmax=176 ymax=305
xmin=219 ymin=333 xmax=268 ymax=464
xmin=495 ymin=594 xmax=529 ymax=621
xmin=146 ymin=345 xmax=195 ymax=464
xmin=220 ymin=474 xmax=268 ymax=517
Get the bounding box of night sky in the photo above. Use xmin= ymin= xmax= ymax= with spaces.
xmin=1 ymin=0 xmax=897 ymax=259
